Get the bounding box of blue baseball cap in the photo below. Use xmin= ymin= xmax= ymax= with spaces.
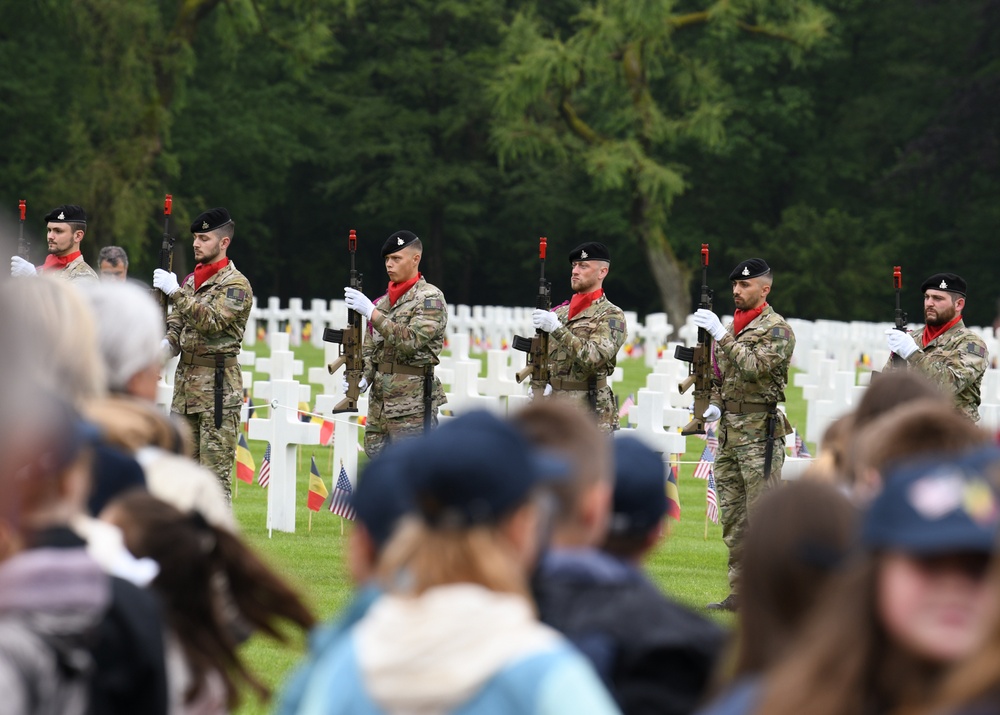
xmin=410 ymin=410 xmax=570 ymax=527
xmin=862 ymin=446 xmax=1000 ymax=555
xmin=609 ymin=436 xmax=668 ymax=535
xmin=352 ymin=440 xmax=416 ymax=549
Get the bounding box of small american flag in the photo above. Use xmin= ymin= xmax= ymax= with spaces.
xmin=706 ymin=426 xmax=719 ymax=454
xmin=328 ymin=462 xmax=356 ymax=520
xmin=258 ymin=443 xmax=271 ymax=488
xmin=794 ymin=432 xmax=812 ymax=458
xmin=706 ymin=472 xmax=720 ymax=524
xmin=693 ymin=427 xmax=718 ymax=480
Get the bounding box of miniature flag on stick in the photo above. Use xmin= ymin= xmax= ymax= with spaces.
xmin=693 ymin=428 xmax=717 ymax=480
xmin=794 ymin=432 xmax=812 ymax=458
xmin=258 ymin=443 xmax=271 ymax=488
xmin=705 ymin=472 xmax=720 ymax=540
xmin=328 ymin=461 xmax=357 ymax=526
xmin=665 ymin=462 xmax=681 ymax=521
xmin=235 ymin=434 xmax=255 ymax=485
xmin=618 ymin=394 xmax=635 ymax=421
xmin=307 ymin=457 xmax=328 ymax=512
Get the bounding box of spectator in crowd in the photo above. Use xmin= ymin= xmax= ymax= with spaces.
xmin=98 ymin=245 xmax=128 ymax=281
xmin=100 ymin=491 xmax=315 ymax=714
xmin=0 ymin=389 xmax=169 ymax=715
xmin=751 ymin=446 xmax=1000 ymax=715
xmin=80 ymin=280 xmax=232 ymax=527
xmin=287 ymin=410 xmax=620 ymax=715
xmin=276 ymin=440 xmax=417 ymax=715
xmin=599 ymin=435 xmax=725 ymax=714
xmin=696 ymin=481 xmax=857 ymax=715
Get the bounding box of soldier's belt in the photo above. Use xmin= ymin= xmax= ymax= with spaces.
xmin=179 ymin=352 xmax=238 ymax=368
xmin=377 ymin=362 xmax=429 ymax=377
xmin=723 ymin=400 xmax=775 ymax=414
xmin=550 ymin=377 xmax=608 ymax=391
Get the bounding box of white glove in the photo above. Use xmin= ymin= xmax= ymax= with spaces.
xmin=342 ymin=376 xmax=369 ymax=394
xmin=703 ymin=404 xmax=722 ymax=423
xmin=11 ymin=256 xmax=36 ymax=277
xmin=529 ymin=384 xmax=553 ymax=400
xmin=345 ymin=287 xmax=375 ymax=319
xmin=160 ymin=338 xmax=175 ymax=361
xmin=885 ymin=328 xmax=919 ymax=360
xmin=153 ymin=268 xmax=179 ymax=296
xmin=693 ymin=309 xmax=726 ymax=341
xmin=532 ymin=309 xmax=561 ymax=333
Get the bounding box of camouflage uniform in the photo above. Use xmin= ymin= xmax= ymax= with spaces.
xmin=709 ymin=306 xmax=795 ymax=591
xmin=49 ymin=254 xmax=98 ymax=282
xmin=165 ymin=261 xmax=252 ymax=501
xmin=362 ymin=277 xmax=447 ymax=457
xmin=882 ymin=320 xmax=988 ymax=422
xmin=536 ymin=295 xmax=627 ymax=432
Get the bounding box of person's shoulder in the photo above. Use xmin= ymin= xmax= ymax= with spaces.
xmin=759 ymin=308 xmax=793 ymax=339
xmin=416 ymin=278 xmax=446 ymax=299
xmin=221 ymin=261 xmax=252 ymax=288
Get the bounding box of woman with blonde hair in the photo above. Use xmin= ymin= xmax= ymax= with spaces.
xmin=292 ymin=410 xmax=621 ymax=715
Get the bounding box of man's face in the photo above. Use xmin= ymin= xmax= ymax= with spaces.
xmin=384 ymin=247 xmax=420 ymax=283
xmin=924 ymin=289 xmax=961 ymax=327
xmin=46 ymin=223 xmax=82 ymax=257
xmin=192 ymin=231 xmax=226 ymax=265
xmin=732 ymin=277 xmax=769 ymax=310
xmin=99 ymin=261 xmax=127 ymax=281
xmin=570 ymin=260 xmax=608 ymax=294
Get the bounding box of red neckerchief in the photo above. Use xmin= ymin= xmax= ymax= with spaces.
xmin=41 ymin=251 xmax=81 ymax=271
xmin=923 ymin=314 xmax=962 ymax=347
xmin=569 ymin=289 xmax=604 ymax=320
xmin=193 ymin=257 xmax=229 ymax=291
xmin=388 ymin=273 xmax=421 ymax=307
xmin=733 ymin=303 xmax=767 ymax=335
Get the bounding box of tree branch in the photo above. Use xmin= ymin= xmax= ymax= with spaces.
xmin=558 ymin=98 xmax=604 ymax=145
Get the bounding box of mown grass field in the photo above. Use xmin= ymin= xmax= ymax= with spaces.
xmin=231 ymin=342 xmax=810 ymax=714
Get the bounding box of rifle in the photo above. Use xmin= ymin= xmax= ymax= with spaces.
xmin=18 ymin=199 xmax=28 ymax=260
xmin=674 ymin=244 xmax=714 ymax=435
xmin=512 ymin=237 xmax=552 ymax=398
xmin=324 ymin=229 xmax=364 ymax=413
xmin=157 ymin=194 xmax=176 ymax=317
xmin=890 ymin=265 xmax=908 ymax=368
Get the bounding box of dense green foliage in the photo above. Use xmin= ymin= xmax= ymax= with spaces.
xmin=2 ymin=0 xmax=998 ymax=325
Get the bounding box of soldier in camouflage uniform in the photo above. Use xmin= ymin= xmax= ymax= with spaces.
xmin=343 ymin=230 xmax=447 ymax=457
xmin=10 ymin=204 xmax=98 ymax=282
xmin=154 ymin=207 xmax=253 ymax=502
xmin=883 ymin=272 xmax=988 ymax=422
xmin=531 ymin=242 xmax=627 ymax=432
xmin=692 ymin=258 xmax=795 ymax=612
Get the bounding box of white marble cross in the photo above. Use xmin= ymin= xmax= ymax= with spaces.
xmin=247 ymin=332 xmax=321 ymax=534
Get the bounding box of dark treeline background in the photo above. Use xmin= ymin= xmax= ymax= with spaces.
xmin=1 ymin=0 xmax=998 ymax=328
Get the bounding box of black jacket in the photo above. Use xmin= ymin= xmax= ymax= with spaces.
xmin=534 ymin=548 xmax=726 ymax=715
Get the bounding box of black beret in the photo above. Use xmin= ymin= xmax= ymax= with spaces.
xmin=190 ymin=207 xmax=233 ymax=234
xmin=382 ymin=230 xmax=420 ymax=257
xmin=729 ymin=258 xmax=770 ymax=281
xmin=44 ymin=205 xmax=87 ymax=225
xmin=568 ymin=242 xmax=610 ymax=263
xmin=921 ymin=273 xmax=967 ymax=297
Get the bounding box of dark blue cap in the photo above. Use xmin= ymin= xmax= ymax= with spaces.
xmin=382 ymin=230 xmax=420 ymax=257
xmin=190 ymin=207 xmax=233 ymax=234
xmin=609 ymin=436 xmax=668 ymax=535
xmin=44 ymin=204 xmax=87 ymax=225
xmin=729 ymin=258 xmax=770 ymax=281
xmin=352 ymin=440 xmax=416 ymax=549
xmin=862 ymin=446 xmax=1000 ymax=555
xmin=411 ymin=410 xmax=569 ymax=527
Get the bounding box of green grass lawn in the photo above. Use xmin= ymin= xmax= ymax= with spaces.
xmin=231 ymin=343 xmax=810 ymax=714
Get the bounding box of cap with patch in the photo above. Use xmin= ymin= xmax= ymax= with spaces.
xmin=729 ymin=258 xmax=770 ymax=281
xmin=382 ymin=230 xmax=419 ymax=257
xmin=410 ymin=410 xmax=570 ymax=527
xmin=569 ymin=242 xmax=611 ymax=263
xmin=862 ymin=446 xmax=1000 ymax=555
xmin=351 ymin=440 xmax=416 ymax=549
xmin=609 ymin=435 xmax=668 ymax=536
xmin=921 ymin=272 xmax=967 ymax=297
xmin=190 ymin=207 xmax=233 ymax=234
xmin=44 ymin=205 xmax=87 ymax=225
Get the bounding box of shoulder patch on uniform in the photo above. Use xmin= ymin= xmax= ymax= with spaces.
xmin=226 ymin=287 xmax=247 ymax=303
xmin=967 ymin=342 xmax=987 ymax=358
xmin=423 ymin=298 xmax=444 ymax=310
xmin=608 ymin=318 xmax=624 ymax=333
xmin=771 ymin=327 xmax=791 ymax=340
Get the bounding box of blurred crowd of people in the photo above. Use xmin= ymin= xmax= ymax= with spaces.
xmin=4 ymin=273 xmax=1000 ymax=715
